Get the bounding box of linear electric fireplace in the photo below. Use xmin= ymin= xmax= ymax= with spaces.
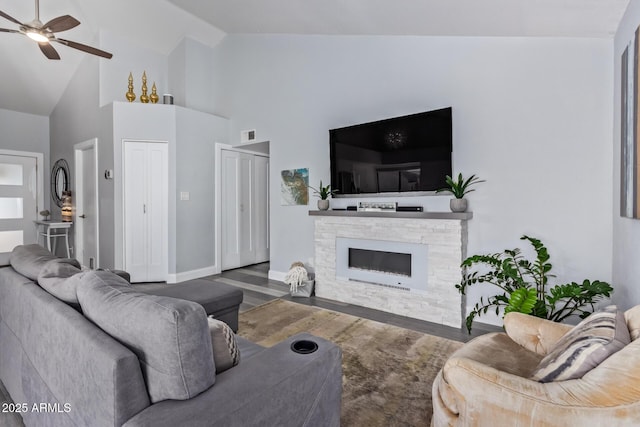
xmin=335 ymin=238 xmax=428 ymax=292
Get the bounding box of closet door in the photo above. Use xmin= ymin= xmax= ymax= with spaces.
xmin=221 ymin=149 xmax=270 ymax=270
xmin=221 ymin=150 xmax=256 ymax=270
xmin=253 ymin=155 xmax=269 ymax=263
xmin=123 ymin=141 xmax=168 ymax=282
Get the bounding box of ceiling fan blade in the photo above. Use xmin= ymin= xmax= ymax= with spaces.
xmin=55 ymin=38 xmax=112 ymax=59
xmin=43 ymin=15 xmax=80 ymax=33
xmin=0 ymin=10 xmax=23 ymax=26
xmin=0 ymin=28 xmax=20 ymax=33
xmin=39 ymin=42 xmax=60 ymax=60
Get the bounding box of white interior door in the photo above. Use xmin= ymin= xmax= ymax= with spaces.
xmin=74 ymin=140 xmax=99 ymax=268
xmin=221 ymin=149 xmax=241 ymax=270
xmin=0 ymin=154 xmax=38 ymax=265
xmin=123 ymin=141 xmax=168 ymax=282
xmin=220 ymin=148 xmax=269 ymax=270
xmin=254 ymin=156 xmax=269 ymax=263
xmin=238 ymin=153 xmax=255 ymax=266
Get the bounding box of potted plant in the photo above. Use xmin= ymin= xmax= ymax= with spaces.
xmin=457 ymin=235 xmax=613 ymax=332
xmin=436 ymin=173 xmax=485 ymax=212
xmin=309 ymin=180 xmax=338 ymax=210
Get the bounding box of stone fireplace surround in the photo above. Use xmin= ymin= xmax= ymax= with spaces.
xmin=310 ymin=210 xmax=471 ymax=328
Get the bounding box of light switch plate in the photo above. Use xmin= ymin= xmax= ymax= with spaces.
xmin=180 ymin=191 xmax=190 ymax=201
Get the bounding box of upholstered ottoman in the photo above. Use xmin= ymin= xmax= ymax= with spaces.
xmin=142 ymin=279 xmax=243 ymax=332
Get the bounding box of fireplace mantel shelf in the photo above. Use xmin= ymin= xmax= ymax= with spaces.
xmin=308 ymin=210 xmax=473 ymax=220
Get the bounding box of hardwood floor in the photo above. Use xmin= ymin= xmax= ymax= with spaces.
xmin=206 ymin=262 xmax=501 ymax=343
xmin=0 ymin=262 xmax=499 ymax=427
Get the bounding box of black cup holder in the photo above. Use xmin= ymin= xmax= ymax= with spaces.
xmin=291 ymin=339 xmax=318 ymax=354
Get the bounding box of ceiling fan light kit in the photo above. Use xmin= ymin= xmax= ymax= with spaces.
xmin=0 ymin=0 xmax=112 ymax=60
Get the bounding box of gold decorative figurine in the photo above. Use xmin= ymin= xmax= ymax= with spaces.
xmin=140 ymin=71 xmax=149 ymax=104
xmin=150 ymin=82 xmax=159 ymax=104
xmin=125 ymin=72 xmax=136 ymax=102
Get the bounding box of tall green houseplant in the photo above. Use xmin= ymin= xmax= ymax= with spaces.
xmin=458 ymin=235 xmax=613 ymax=332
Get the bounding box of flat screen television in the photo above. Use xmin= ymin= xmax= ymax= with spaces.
xmin=329 ymin=107 xmax=452 ymax=196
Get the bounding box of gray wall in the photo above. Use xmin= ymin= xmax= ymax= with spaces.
xmin=0 ymin=108 xmax=50 ymax=213
xmin=209 ymin=34 xmax=614 ymax=324
xmin=48 ymin=55 xmax=102 ymax=257
xmin=175 ymin=107 xmax=229 ymax=273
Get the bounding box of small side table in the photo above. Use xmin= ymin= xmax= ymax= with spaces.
xmin=34 ymin=220 xmax=72 ymax=258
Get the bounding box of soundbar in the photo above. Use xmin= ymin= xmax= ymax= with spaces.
xmin=396 ymin=206 xmax=424 ymax=212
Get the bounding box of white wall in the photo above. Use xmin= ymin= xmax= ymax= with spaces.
xmin=613 ymin=0 xmax=640 ymax=311
xmin=0 ymin=108 xmax=50 ymax=210
xmin=99 ymin=31 xmax=169 ymax=108
xmin=175 ymin=107 xmax=229 ymax=276
xmin=51 ymin=31 xmax=196 ymax=269
xmin=210 ymin=34 xmax=614 ymax=325
xmin=169 ymin=38 xmax=218 ymax=114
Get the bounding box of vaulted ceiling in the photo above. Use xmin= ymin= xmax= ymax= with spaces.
xmin=0 ymin=0 xmax=631 ymax=117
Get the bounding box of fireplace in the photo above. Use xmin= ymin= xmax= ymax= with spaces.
xmin=335 ymin=238 xmax=428 ymax=292
xmin=311 ymin=211 xmax=470 ymax=327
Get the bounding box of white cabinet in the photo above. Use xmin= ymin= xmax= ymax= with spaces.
xmin=221 ymin=148 xmax=269 ymax=270
xmin=123 ymin=141 xmax=168 ymax=282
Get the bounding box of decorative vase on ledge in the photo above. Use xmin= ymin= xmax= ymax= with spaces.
xmin=318 ymin=199 xmax=330 ymax=211
xmin=450 ymin=198 xmax=468 ymax=212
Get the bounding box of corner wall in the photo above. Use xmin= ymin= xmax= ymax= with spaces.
xmin=210 ymin=34 xmax=614 ymax=324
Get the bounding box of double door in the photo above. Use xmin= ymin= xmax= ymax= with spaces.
xmin=123 ymin=141 xmax=168 ymax=282
xmin=221 ymin=149 xmax=269 ymax=270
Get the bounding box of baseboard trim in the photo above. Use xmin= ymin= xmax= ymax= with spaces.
xmin=268 ymin=269 xmax=287 ymax=283
xmin=168 ymin=265 xmax=219 ymax=284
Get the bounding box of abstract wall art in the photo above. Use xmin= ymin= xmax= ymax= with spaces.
xmin=280 ymin=168 xmax=309 ymax=206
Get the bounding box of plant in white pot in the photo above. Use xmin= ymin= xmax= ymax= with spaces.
xmin=436 ymin=173 xmax=485 ymax=212
xmin=309 ymin=180 xmax=338 ymax=211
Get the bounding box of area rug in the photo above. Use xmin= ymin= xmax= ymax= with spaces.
xmin=238 ymin=299 xmax=463 ymax=427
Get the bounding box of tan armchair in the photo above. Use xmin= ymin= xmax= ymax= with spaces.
xmin=432 ymin=306 xmax=640 ymax=426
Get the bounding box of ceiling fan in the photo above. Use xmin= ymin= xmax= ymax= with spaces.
xmin=0 ymin=0 xmax=112 ymax=60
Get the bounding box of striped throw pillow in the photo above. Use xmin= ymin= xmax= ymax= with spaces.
xmin=207 ymin=316 xmax=240 ymax=373
xmin=531 ymin=305 xmax=630 ymax=382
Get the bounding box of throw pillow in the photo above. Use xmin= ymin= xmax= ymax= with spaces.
xmin=530 ymin=305 xmax=631 ymax=382
xmin=10 ymin=244 xmax=58 ymax=280
xmin=77 ymin=271 xmax=215 ymax=403
xmin=37 ymin=258 xmax=84 ymax=303
xmin=207 ymin=316 xmax=240 ymax=373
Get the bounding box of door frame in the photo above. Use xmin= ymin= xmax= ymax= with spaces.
xmin=0 ymin=149 xmax=44 ymax=214
xmin=74 ymin=138 xmax=99 ymax=268
xmin=214 ymin=143 xmax=269 ymax=274
xmin=0 ymin=149 xmax=44 ymax=263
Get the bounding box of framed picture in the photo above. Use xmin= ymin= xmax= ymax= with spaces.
xmin=280 ymin=168 xmax=309 ymax=205
xmin=622 ymin=26 xmax=640 ymax=218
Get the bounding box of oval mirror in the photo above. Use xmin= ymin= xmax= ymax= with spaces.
xmin=51 ymin=159 xmax=70 ymax=208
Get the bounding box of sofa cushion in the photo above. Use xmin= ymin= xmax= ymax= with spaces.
xmin=77 ymin=271 xmax=216 ymax=403
xmin=207 ymin=316 xmax=240 ymax=373
xmin=37 ymin=258 xmax=84 ymax=303
xmin=10 ymin=244 xmax=57 ymax=280
xmin=531 ymin=305 xmax=630 ymax=382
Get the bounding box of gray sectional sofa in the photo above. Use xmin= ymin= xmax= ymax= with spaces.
xmin=0 ymin=245 xmax=342 ymax=427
